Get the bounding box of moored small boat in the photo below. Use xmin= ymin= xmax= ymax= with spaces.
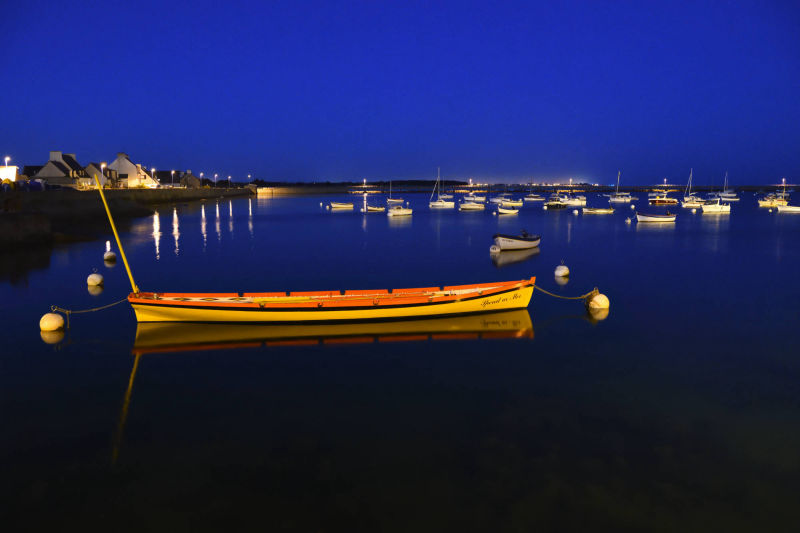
xmin=128 ymin=278 xmax=536 ymax=323
xmin=636 ymin=212 xmax=676 ymax=223
xmin=329 ymin=202 xmax=354 ymax=210
xmin=582 ymin=207 xmax=614 ymax=214
xmin=361 ymin=205 xmax=386 ymax=213
xmin=497 ymin=206 xmax=519 ymax=215
xmin=524 ymin=194 xmax=544 ymax=202
xmin=459 ymin=201 xmax=485 ymax=211
xmin=387 ymin=205 xmax=413 ymax=217
xmin=500 ymin=199 xmax=523 ymax=207
xmin=700 ymin=197 xmax=731 ymax=213
xmin=776 ymin=204 xmax=800 ymax=213
xmin=429 ymin=199 xmax=455 ymax=209
xmin=492 ymin=231 xmax=541 ymax=250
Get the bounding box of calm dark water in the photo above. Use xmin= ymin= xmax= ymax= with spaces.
xmin=2 ymin=192 xmax=800 ymax=531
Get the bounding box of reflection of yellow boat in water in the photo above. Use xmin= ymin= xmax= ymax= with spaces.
xmin=132 ymin=309 xmax=534 ymax=354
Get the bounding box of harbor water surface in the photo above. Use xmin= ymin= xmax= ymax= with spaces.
xmin=2 ymin=193 xmax=799 ymax=530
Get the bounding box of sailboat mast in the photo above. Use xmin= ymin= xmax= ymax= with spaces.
xmin=616 ymin=171 xmax=620 ymax=194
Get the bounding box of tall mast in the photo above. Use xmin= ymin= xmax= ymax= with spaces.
xmin=615 ymin=171 xmax=620 ymax=194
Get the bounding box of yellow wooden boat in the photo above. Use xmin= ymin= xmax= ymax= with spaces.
xmin=93 ymin=175 xmax=535 ymax=323
xmin=128 ymin=278 xmax=535 ymax=322
xmin=132 ymin=309 xmax=533 ymax=354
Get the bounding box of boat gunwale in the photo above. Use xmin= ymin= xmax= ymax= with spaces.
xmin=128 ymin=279 xmax=535 ymax=312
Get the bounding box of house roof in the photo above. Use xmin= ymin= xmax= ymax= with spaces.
xmin=50 ymin=161 xmax=71 ymax=175
xmin=61 ymin=154 xmax=83 ymax=172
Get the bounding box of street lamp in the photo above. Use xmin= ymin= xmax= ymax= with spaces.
xmin=214 ymin=173 xmax=218 ymax=187
xmin=100 ymin=162 xmax=106 ymax=187
xmin=3 ymin=156 xmax=9 ymax=167
xmin=151 ymin=167 xmax=156 ymax=186
xmin=171 ymin=170 xmax=175 ymax=188
xmin=228 ymin=175 xmax=231 ymax=188
xmin=247 ymin=174 xmax=251 ymax=183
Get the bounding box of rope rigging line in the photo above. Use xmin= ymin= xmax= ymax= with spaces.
xmin=534 ymin=285 xmax=598 ymax=301
xmin=50 ymin=297 xmax=129 ymax=328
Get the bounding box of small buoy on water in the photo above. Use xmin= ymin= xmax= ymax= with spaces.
xmin=319 ymin=202 xmax=323 ymax=207
xmin=40 ymin=329 xmax=65 ymax=344
xmin=492 ymin=211 xmax=497 ymax=216
xmin=625 ymin=217 xmax=631 ymax=224
xmin=39 ymin=312 xmax=64 ymax=332
xmin=691 ymin=208 xmax=697 ymax=214
xmin=326 ymin=205 xmax=331 ymax=210
xmin=586 ymin=291 xmax=610 ymax=310
xmin=630 ymin=204 xmax=635 ymax=210
xmin=87 ymin=272 xmax=104 ymax=286
xmin=554 ymin=262 xmax=569 ymax=278
xmin=543 ymin=205 xmax=548 ymax=210
xmin=573 ymin=209 xmax=579 ymax=215
xmin=489 ymin=245 xmax=501 ymax=254
xmin=768 ymin=209 xmax=772 ymax=213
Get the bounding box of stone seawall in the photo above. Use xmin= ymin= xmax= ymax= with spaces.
xmin=0 ymin=187 xmax=252 ymax=245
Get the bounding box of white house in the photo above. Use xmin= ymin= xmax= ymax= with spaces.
xmin=108 ymin=152 xmax=158 ymax=188
xmin=34 ymin=151 xmax=89 ymax=187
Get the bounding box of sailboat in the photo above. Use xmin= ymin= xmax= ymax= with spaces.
xmin=710 ymin=172 xmax=739 ymax=202
xmin=681 ymin=169 xmax=704 ymax=208
xmin=429 ymin=167 xmax=455 ymax=208
xmin=608 ymin=171 xmax=633 ymax=203
xmin=387 ymin=180 xmax=404 ymax=205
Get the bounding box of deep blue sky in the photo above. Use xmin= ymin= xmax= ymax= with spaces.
xmin=2 ymin=0 xmax=799 ymax=184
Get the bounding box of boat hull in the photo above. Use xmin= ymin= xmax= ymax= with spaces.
xmin=493 ymin=234 xmax=541 ymax=250
xmin=637 ymin=213 xmax=676 ymax=223
xmin=129 ymin=279 xmax=536 ymax=323
xmin=776 ymin=205 xmax=800 ymax=213
xmin=582 ymin=208 xmax=614 ymax=214
xmin=459 ymin=202 xmax=485 ymax=211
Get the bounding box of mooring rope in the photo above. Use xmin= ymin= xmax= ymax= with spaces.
xmin=51 ymin=297 xmax=129 ymax=328
xmin=535 ymin=285 xmax=598 ymax=301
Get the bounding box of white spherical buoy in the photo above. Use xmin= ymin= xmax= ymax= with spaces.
xmin=587 ymin=292 xmax=610 ymax=309
xmin=87 ymin=272 xmax=104 ymax=286
xmin=39 ymin=312 xmax=64 ymax=332
xmin=489 ymin=245 xmax=501 ymax=254
xmin=543 ymin=205 xmax=548 ymax=210
xmin=625 ymin=217 xmax=632 ymax=224
xmin=492 ymin=211 xmax=497 ymax=216
xmin=630 ymin=204 xmax=635 ymax=210
xmin=768 ymin=208 xmax=772 ymax=213
xmin=319 ymin=202 xmax=323 ymax=207
xmin=573 ymin=209 xmax=579 ymax=215
xmin=555 ymin=264 xmax=570 ymax=277
xmin=326 ymin=205 xmax=331 ymax=210
xmin=691 ymin=208 xmax=697 ymax=214
xmin=103 ymin=250 xmax=117 ymax=262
